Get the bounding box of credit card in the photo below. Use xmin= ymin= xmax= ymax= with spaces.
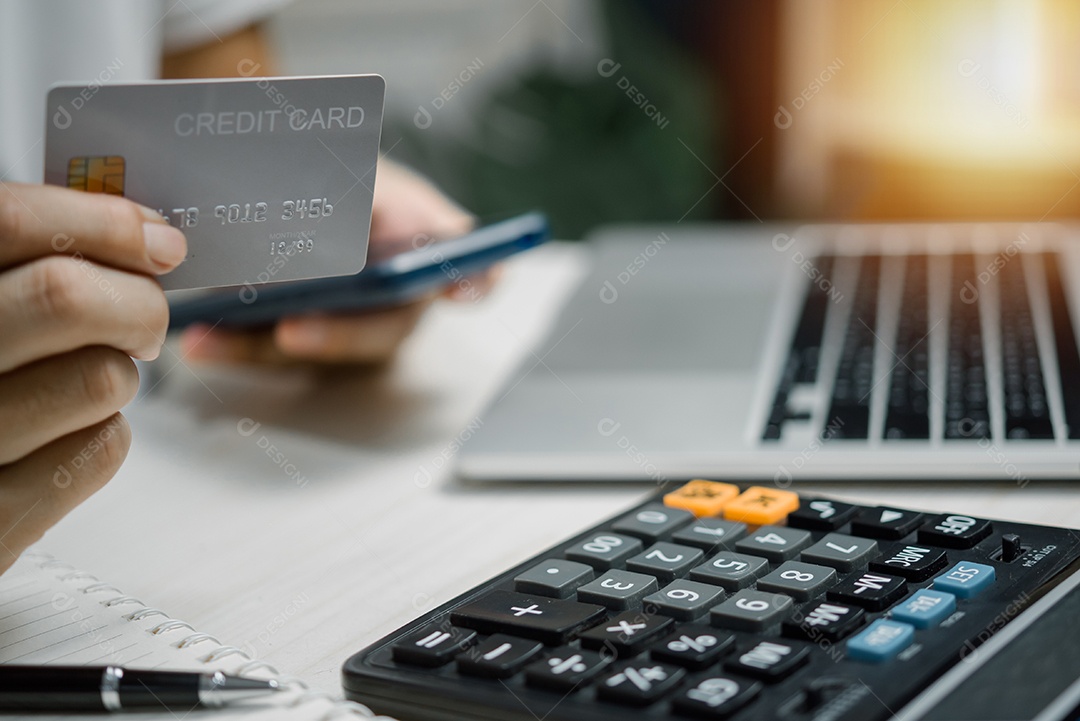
xmin=44 ymin=75 xmax=385 ymax=290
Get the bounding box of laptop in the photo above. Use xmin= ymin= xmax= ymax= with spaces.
xmin=458 ymin=222 xmax=1080 ymax=482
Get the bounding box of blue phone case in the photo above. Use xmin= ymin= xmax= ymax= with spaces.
xmin=168 ymin=212 xmax=549 ymax=331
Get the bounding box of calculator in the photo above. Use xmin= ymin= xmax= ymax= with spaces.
xmin=342 ymin=481 xmax=1080 ymax=720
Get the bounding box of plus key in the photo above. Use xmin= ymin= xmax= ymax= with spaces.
xmin=450 ymin=590 xmax=605 ymax=645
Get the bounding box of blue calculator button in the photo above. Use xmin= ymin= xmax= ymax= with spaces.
xmin=846 ymin=619 xmax=915 ymax=662
xmin=932 ymin=561 xmax=996 ymax=599
xmin=890 ymin=589 xmax=956 ymax=628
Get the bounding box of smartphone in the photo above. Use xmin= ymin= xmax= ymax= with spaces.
xmin=167 ymin=212 xmax=549 ymax=331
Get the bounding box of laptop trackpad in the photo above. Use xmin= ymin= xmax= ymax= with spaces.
xmin=539 ymin=236 xmax=780 ymax=373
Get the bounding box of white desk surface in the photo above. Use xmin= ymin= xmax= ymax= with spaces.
xmin=41 ymin=241 xmax=1080 ymax=697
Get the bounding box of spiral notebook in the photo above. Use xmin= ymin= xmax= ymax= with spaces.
xmin=0 ymin=550 xmax=394 ymax=720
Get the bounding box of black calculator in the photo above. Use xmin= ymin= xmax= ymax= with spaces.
xmin=342 ymin=481 xmax=1080 ymax=720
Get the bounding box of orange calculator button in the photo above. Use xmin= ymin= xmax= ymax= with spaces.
xmin=723 ymin=486 xmax=799 ymax=525
xmin=663 ymin=480 xmax=740 ymax=517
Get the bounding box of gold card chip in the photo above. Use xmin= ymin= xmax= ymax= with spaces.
xmin=67 ymin=155 xmax=125 ymax=195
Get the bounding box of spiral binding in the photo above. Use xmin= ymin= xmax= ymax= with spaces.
xmin=25 ymin=551 xmax=394 ymax=721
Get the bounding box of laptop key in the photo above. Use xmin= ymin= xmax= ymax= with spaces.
xmin=825 ymin=254 xmax=880 ymax=440
xmin=884 ymin=255 xmax=931 ymax=440
xmin=1000 ymin=255 xmax=1053 ymax=439
xmin=1045 ymin=253 xmax=1080 ymax=439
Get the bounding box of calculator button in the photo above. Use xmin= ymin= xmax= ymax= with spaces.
xmin=917 ymin=514 xmax=993 ymax=549
xmin=580 ymin=611 xmax=674 ymax=656
xmin=672 ymin=674 xmax=761 ymax=718
xmin=828 ymin=571 xmax=907 ymax=611
xmin=392 ymin=625 xmax=476 ymax=667
xmin=710 ymin=589 xmax=793 ymax=632
xmin=626 ymin=542 xmax=704 ymax=582
xmin=757 ymin=561 xmax=836 ymax=601
xmin=450 ymin=590 xmax=605 ymax=645
xmin=846 ymin=619 xmax=915 ymax=662
xmin=577 ymin=570 xmax=659 ymax=611
xmin=689 ymin=552 xmax=768 ymax=591
xmin=783 ymin=600 xmax=865 ymax=642
xmin=565 ymin=532 xmax=643 ymax=570
xmin=850 ymin=507 xmax=924 ymax=539
xmin=612 ymin=503 xmax=695 ymax=542
xmin=525 ymin=646 xmax=611 ymax=692
xmin=800 ymin=533 xmax=878 ymax=572
xmin=671 ymin=518 xmax=748 ymax=551
xmin=890 ymin=589 xmax=957 ymax=628
xmin=597 ymin=661 xmax=685 ymax=706
xmin=514 ymin=559 xmax=595 ymax=599
xmin=723 ymin=486 xmax=800 ymax=525
xmin=786 ymin=499 xmax=859 ymax=531
xmin=456 ymin=634 xmax=543 ymax=678
xmin=643 ymin=580 xmax=726 ymax=621
xmin=725 ymin=639 xmax=810 ymax=681
xmin=932 ymin=561 xmax=996 ymax=598
xmin=735 ymin=525 xmax=812 ymax=562
xmin=870 ymin=543 xmax=948 ymax=581
xmin=651 ymin=625 xmax=735 ymax=669
xmin=664 ymin=480 xmax=741 ymax=517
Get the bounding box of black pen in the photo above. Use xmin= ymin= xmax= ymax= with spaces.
xmin=0 ymin=665 xmax=280 ymax=712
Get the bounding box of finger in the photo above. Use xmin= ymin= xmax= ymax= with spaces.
xmin=442 ymin=265 xmax=503 ymax=302
xmin=0 ymin=182 xmax=186 ymax=275
xmin=0 ymin=413 xmax=130 ymax=574
xmin=0 ymin=348 xmax=139 ymax=465
xmin=0 ymin=256 xmax=170 ymax=372
xmin=179 ymin=324 xmax=291 ymax=366
xmin=274 ymin=300 xmax=433 ymax=363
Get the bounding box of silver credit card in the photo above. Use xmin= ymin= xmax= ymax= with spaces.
xmin=45 ymin=75 xmax=385 ymax=290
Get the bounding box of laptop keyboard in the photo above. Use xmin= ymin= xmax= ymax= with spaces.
xmin=764 ymin=247 xmax=1079 ymax=443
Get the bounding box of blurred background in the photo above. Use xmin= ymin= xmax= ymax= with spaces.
xmin=267 ymin=0 xmax=1080 ymax=239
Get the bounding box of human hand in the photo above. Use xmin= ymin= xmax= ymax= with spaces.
xmin=179 ymin=159 xmax=498 ymax=366
xmin=0 ymin=183 xmax=185 ymax=573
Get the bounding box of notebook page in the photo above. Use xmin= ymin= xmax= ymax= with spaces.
xmin=0 ymin=550 xmax=393 ymax=720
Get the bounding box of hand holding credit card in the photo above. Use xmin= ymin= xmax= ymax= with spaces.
xmin=45 ymin=74 xmax=385 ymax=290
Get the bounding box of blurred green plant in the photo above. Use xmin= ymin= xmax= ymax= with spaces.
xmin=391 ymin=0 xmax=719 ymax=240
